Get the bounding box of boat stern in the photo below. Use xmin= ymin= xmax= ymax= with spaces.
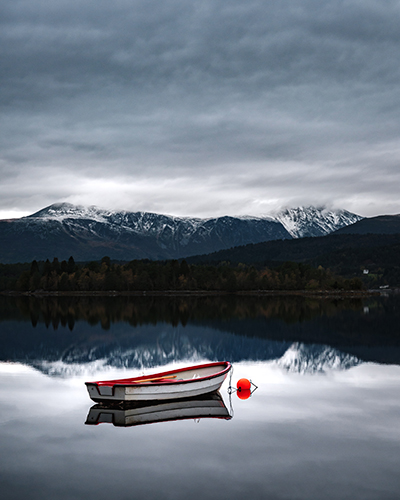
xmin=86 ymin=382 xmax=127 ymax=403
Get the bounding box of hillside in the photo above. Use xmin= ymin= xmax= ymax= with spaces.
xmin=187 ymin=233 xmax=400 ymax=286
xmin=335 ymin=215 xmax=400 ymax=235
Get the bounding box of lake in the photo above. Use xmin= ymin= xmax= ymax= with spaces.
xmin=1 ymin=294 xmax=400 ymax=499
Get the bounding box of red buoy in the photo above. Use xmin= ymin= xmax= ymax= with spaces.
xmin=236 ymin=378 xmax=251 ymax=391
xmin=237 ymin=388 xmax=251 ymax=400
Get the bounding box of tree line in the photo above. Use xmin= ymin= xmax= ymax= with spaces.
xmin=0 ymin=256 xmax=364 ymax=293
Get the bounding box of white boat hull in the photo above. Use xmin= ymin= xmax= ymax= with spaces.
xmin=86 ymin=362 xmax=231 ymax=403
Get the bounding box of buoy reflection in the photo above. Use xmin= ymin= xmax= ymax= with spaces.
xmin=236 ymin=388 xmax=251 ymax=400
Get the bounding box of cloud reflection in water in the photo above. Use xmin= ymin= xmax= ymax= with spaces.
xmin=1 ymin=361 xmax=400 ymax=500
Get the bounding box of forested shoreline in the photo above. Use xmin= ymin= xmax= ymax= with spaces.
xmin=0 ymin=256 xmax=364 ymax=293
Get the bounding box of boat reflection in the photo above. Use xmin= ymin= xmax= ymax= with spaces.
xmin=85 ymin=391 xmax=232 ymax=427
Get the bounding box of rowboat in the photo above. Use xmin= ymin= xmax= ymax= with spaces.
xmin=85 ymin=392 xmax=231 ymax=427
xmin=85 ymin=361 xmax=231 ymax=403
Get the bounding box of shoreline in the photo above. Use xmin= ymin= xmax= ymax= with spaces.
xmin=0 ymin=289 xmax=384 ymax=298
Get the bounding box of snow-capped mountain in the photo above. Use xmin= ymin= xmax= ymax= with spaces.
xmin=0 ymin=203 xmax=291 ymax=262
xmin=273 ymin=206 xmax=363 ymax=238
xmin=0 ymin=203 xmax=362 ymax=263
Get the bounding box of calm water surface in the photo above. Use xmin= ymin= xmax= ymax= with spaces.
xmin=1 ymin=295 xmax=399 ymax=500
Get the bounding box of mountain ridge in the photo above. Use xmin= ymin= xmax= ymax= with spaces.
xmin=0 ymin=203 xmax=363 ymax=263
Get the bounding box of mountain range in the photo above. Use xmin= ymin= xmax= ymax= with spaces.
xmin=0 ymin=203 xmax=363 ymax=263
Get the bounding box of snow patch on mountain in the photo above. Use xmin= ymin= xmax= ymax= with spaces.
xmin=29 ymin=203 xmax=211 ymax=237
xmin=29 ymin=203 xmax=111 ymax=223
xmin=272 ymin=206 xmax=363 ymax=238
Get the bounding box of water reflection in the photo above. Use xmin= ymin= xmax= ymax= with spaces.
xmin=0 ymin=293 xmax=376 ymax=329
xmin=1 ymin=360 xmax=400 ymax=500
xmin=2 ymin=292 xmax=400 ymax=500
xmin=1 ymin=294 xmax=400 ymax=375
xmin=85 ymin=392 xmax=231 ymax=427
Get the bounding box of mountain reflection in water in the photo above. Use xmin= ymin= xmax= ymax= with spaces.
xmin=1 ymin=294 xmax=400 ymax=376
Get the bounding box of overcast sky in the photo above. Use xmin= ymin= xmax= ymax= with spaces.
xmin=1 ymin=0 xmax=400 ymax=219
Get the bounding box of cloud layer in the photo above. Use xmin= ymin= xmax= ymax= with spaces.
xmin=1 ymin=0 xmax=400 ymax=218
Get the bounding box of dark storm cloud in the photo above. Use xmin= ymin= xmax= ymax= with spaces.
xmin=1 ymin=0 xmax=400 ymax=217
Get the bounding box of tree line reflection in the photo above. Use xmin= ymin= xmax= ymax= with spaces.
xmin=0 ymin=293 xmax=374 ymax=331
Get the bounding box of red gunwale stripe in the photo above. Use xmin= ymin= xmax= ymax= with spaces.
xmin=85 ymin=361 xmax=231 ymax=387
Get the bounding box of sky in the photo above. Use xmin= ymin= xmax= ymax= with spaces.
xmin=1 ymin=0 xmax=400 ymax=220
